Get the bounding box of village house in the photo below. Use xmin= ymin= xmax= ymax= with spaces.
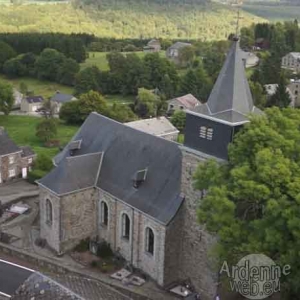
xmin=281 ymin=52 xmax=300 ymax=72
xmin=167 ymin=94 xmax=201 ymax=114
xmin=13 ymin=88 xmax=23 ymax=109
xmin=264 ymin=83 xmax=295 ymax=107
xmin=20 ymin=96 xmax=44 ymax=113
xmin=166 ymin=42 xmax=192 ymax=64
xmin=0 ymin=128 xmax=36 ymax=184
xmin=50 ymin=92 xmax=77 ymax=114
xmin=287 ymin=79 xmax=300 ymax=107
xmin=240 ymin=50 xmax=260 ymax=68
xmin=143 ymin=39 xmax=161 ymax=52
xmin=37 ymin=39 xmax=261 ymax=300
xmin=125 ymin=117 xmax=179 ymax=141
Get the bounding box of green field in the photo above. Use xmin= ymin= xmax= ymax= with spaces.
xmin=81 ymin=51 xmax=166 ymax=71
xmin=0 ymin=75 xmax=74 ymax=99
xmin=242 ymin=4 xmax=300 ymax=21
xmin=0 ymin=115 xmax=79 ymax=159
xmin=105 ymin=94 xmax=135 ymax=105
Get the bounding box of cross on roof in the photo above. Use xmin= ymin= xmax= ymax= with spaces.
xmin=234 ymin=6 xmax=243 ymax=37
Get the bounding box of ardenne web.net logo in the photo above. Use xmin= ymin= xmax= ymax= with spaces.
xmin=220 ymin=254 xmax=291 ymax=300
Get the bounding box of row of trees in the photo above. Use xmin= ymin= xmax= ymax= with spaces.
xmin=75 ymin=52 xmax=214 ymax=101
xmin=238 ymin=21 xmax=300 ymax=110
xmin=2 ymin=47 xmax=80 ymax=86
xmin=0 ymin=33 xmax=90 ymax=63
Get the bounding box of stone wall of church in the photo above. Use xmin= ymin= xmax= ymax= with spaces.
xmin=179 ymin=147 xmax=218 ymax=300
xmin=132 ymin=210 xmax=166 ymax=285
xmin=40 ymin=187 xmax=61 ymax=253
xmin=163 ymin=203 xmax=185 ymax=286
xmin=60 ymin=188 xmax=97 ymax=253
xmin=97 ymin=189 xmax=166 ymax=285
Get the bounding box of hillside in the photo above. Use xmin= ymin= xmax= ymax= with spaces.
xmin=242 ymin=2 xmax=300 ymax=20
xmin=0 ymin=0 xmax=265 ymax=40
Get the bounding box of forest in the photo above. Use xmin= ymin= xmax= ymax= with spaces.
xmin=0 ymin=0 xmax=264 ymax=40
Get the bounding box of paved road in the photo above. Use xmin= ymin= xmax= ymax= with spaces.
xmin=0 ymin=259 xmax=33 ymax=297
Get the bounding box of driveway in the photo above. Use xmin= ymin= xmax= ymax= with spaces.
xmin=0 ymin=181 xmax=39 ymax=206
xmin=0 ymin=259 xmax=33 ymax=297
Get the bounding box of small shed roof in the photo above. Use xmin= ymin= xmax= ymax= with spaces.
xmin=125 ymin=117 xmax=179 ymax=137
xmin=168 ymin=94 xmax=201 ymax=110
xmin=51 ymin=92 xmax=76 ymax=103
xmin=25 ymin=96 xmax=44 ymax=104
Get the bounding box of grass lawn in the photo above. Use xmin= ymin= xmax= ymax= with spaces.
xmin=105 ymin=94 xmax=135 ymax=105
xmin=177 ymin=133 xmax=184 ymax=144
xmin=0 ymin=115 xmax=79 ymax=159
xmin=0 ymin=75 xmax=74 ymax=99
xmin=80 ymin=51 xmax=166 ymax=71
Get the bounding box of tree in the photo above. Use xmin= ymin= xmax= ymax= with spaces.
xmin=34 ymin=153 xmax=53 ymax=172
xmin=203 ymin=49 xmax=226 ymax=82
xmin=135 ymin=88 xmax=160 ymax=118
xmin=78 ymin=91 xmax=109 ymax=120
xmin=0 ymin=81 xmax=14 ymax=115
xmin=36 ymin=118 xmax=57 ymax=143
xmin=180 ymin=64 xmax=212 ymax=101
xmin=60 ymin=91 xmax=109 ymax=124
xmin=249 ymin=81 xmax=267 ymax=110
xmin=3 ymin=58 xmax=27 ymax=78
xmin=240 ymin=26 xmax=255 ymax=49
xmin=178 ymin=46 xmax=195 ymax=67
xmin=19 ymin=82 xmax=28 ymax=95
xmin=74 ymin=66 xmax=101 ymax=95
xmin=109 ymin=103 xmax=137 ymax=122
xmin=171 ymin=110 xmax=186 ymax=132
xmin=194 ymin=108 xmax=300 ymax=299
xmin=267 ymin=76 xmax=291 ymax=108
xmin=35 ymin=48 xmax=65 ymax=81
xmin=59 ymin=100 xmax=82 ymax=124
xmin=56 ymin=57 xmax=80 ymax=86
xmin=106 ymin=52 xmax=126 ymax=73
xmin=0 ymin=41 xmax=16 ymax=70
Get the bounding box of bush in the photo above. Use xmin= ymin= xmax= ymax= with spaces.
xmin=97 ymin=241 xmax=113 ymax=258
xmin=90 ymin=260 xmax=98 ymax=268
xmin=27 ymin=169 xmax=47 ymax=184
xmin=123 ymin=44 xmax=138 ymax=52
xmin=74 ymin=238 xmax=90 ymax=252
xmin=34 ymin=153 xmax=53 ymax=172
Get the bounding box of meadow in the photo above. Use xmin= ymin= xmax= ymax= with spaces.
xmin=0 ymin=75 xmax=74 ymax=99
xmin=242 ymin=4 xmax=300 ymax=21
xmin=0 ymin=115 xmax=79 ymax=159
xmin=80 ymin=51 xmax=166 ymax=71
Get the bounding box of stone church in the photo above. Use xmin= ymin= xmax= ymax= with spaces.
xmin=37 ymin=40 xmax=262 ymax=300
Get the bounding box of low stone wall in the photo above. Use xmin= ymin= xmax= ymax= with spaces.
xmin=0 ymin=242 xmax=152 ymax=300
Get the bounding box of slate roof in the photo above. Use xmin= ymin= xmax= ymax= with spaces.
xmin=147 ymin=39 xmax=160 ymax=46
xmin=20 ymin=146 xmax=36 ymax=158
xmin=289 ymin=52 xmax=300 ymax=60
xmin=12 ymin=272 xmax=130 ymax=300
xmin=39 ymin=152 xmax=103 ymax=195
xmin=39 ymin=113 xmax=183 ymax=225
xmin=168 ymin=94 xmax=201 ymax=110
xmin=25 ymin=96 xmax=44 ymax=104
xmin=51 ymin=92 xmax=76 ymax=103
xmin=168 ymin=42 xmax=192 ymax=49
xmin=0 ymin=127 xmax=21 ymax=156
xmin=189 ymin=41 xmax=263 ymax=125
xmin=125 ymin=117 xmax=179 ymax=137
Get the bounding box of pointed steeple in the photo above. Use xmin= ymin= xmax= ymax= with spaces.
xmin=191 ymin=40 xmax=262 ymax=125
